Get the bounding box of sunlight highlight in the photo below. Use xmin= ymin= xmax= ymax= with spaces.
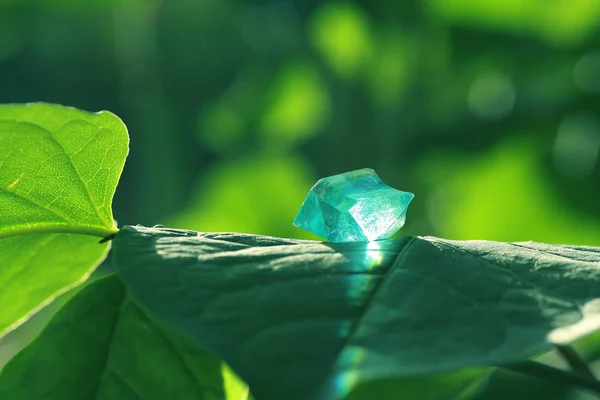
xmin=547 ymin=299 xmax=600 ymax=344
xmin=328 ymin=241 xmax=384 ymax=397
xmin=364 ymin=240 xmax=384 ymax=267
xmin=328 ymin=346 xmax=366 ymax=399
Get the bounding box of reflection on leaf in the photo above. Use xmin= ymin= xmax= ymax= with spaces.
xmin=310 ymin=2 xmax=372 ymax=79
xmin=260 ymin=60 xmax=330 ymax=145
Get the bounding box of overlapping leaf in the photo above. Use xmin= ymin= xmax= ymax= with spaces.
xmin=0 ymin=103 xmax=129 ymax=336
xmin=0 ymin=275 xmax=250 ymax=400
xmin=113 ymin=225 xmax=600 ymax=400
xmin=0 ymin=233 xmax=110 ymax=337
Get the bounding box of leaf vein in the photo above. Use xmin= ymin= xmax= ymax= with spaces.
xmin=331 ymin=237 xmax=417 ymax=364
xmin=0 ymin=184 xmax=72 ymax=223
xmin=94 ymin=292 xmax=126 ymax=400
xmin=105 ymin=369 xmax=143 ymax=400
xmin=44 ymin=127 xmax=107 ymax=226
xmin=434 ymin=240 xmax=585 ymax=309
xmin=133 ymin=303 xmax=208 ymax=400
xmin=508 ymin=242 xmax=600 ymax=263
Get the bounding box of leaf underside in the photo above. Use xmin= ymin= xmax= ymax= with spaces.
xmin=113 ymin=225 xmax=600 ymax=400
xmin=0 ymin=275 xmax=249 ymax=400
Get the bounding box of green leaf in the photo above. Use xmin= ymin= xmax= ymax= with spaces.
xmin=0 ymin=275 xmax=250 ymax=400
xmin=113 ymin=225 xmax=600 ymax=400
xmin=0 ymin=234 xmax=109 ymax=337
xmin=0 ymin=103 xmax=129 ymax=336
xmin=0 ymin=267 xmax=98 ymax=370
xmin=343 ymin=368 xmax=491 ymax=400
xmin=0 ymin=102 xmax=128 ymax=238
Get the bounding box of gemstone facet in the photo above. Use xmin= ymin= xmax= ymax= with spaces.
xmin=293 ymin=168 xmax=414 ymax=242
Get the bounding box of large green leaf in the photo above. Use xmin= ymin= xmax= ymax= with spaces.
xmin=113 ymin=225 xmax=600 ymax=400
xmin=0 ymin=103 xmax=128 ymax=337
xmin=0 ymin=102 xmax=128 ymax=238
xmin=0 ymin=274 xmax=250 ymax=400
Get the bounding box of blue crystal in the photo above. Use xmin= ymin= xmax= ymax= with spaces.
xmin=293 ymin=168 xmax=414 ymax=242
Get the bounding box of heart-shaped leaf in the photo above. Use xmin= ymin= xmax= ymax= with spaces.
xmin=113 ymin=225 xmax=600 ymax=400
xmin=0 ymin=275 xmax=250 ymax=400
xmin=0 ymin=103 xmax=129 ymax=336
xmin=0 ymin=102 xmax=127 ymax=237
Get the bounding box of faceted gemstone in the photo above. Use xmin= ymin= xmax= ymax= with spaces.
xmin=293 ymin=168 xmax=414 ymax=242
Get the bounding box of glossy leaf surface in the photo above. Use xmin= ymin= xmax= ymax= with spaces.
xmin=113 ymin=226 xmax=600 ymax=400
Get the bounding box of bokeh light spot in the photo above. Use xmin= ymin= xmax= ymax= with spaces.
xmin=309 ymin=2 xmax=372 ymax=79
xmin=169 ymin=155 xmax=319 ymax=239
xmin=366 ymin=29 xmax=411 ymax=105
xmin=537 ymin=0 xmax=600 ymax=47
xmin=425 ymin=0 xmax=536 ymax=34
xmin=573 ymin=53 xmax=600 ymax=93
xmin=554 ymin=112 xmax=600 ymax=179
xmin=419 ymin=137 xmax=600 ymax=245
xmin=201 ymin=103 xmax=245 ymax=151
xmin=468 ymin=71 xmax=516 ymax=120
xmin=260 ymin=60 xmax=330 ymax=145
xmin=426 ymin=0 xmax=600 ymax=47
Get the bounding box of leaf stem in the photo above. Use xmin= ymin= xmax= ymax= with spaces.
xmin=0 ymin=224 xmax=118 ymax=240
xmin=557 ymin=345 xmax=596 ymax=379
xmin=504 ymin=360 xmax=600 ymax=396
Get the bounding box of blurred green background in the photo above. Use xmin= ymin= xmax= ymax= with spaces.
xmin=1 ymin=0 xmax=600 ymax=398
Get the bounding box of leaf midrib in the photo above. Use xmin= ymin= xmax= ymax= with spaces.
xmin=0 ymin=224 xmax=118 ymax=240
xmin=94 ymin=296 xmax=210 ymax=400
xmin=0 ymin=120 xmax=117 ymax=239
xmin=329 ymin=237 xmax=417 ymax=373
xmin=134 ymin=302 xmax=210 ymax=399
xmin=105 ymin=370 xmax=143 ymax=400
xmin=94 ymin=290 xmax=126 ymax=400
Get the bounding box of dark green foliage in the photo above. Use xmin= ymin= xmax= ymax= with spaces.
xmin=112 ymin=225 xmax=600 ymax=399
xmin=0 ymin=275 xmax=247 ymax=400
